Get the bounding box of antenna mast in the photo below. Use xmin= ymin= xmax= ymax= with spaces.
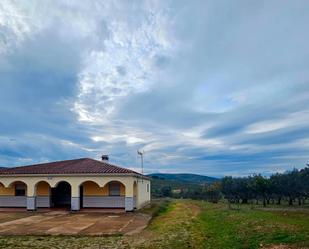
xmin=137 ymin=150 xmax=144 ymax=174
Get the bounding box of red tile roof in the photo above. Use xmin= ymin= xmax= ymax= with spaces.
xmin=0 ymin=158 xmax=142 ymax=176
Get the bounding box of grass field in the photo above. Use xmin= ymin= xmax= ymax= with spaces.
xmin=0 ymin=199 xmax=308 ymax=249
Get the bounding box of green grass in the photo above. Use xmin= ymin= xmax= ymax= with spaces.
xmin=193 ymin=202 xmax=309 ymax=249
xmin=0 ymin=200 xmax=308 ymax=249
xmin=136 ymin=200 xmax=309 ymax=249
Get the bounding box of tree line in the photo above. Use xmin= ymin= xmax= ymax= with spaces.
xmin=151 ymin=166 xmax=309 ymax=206
xmin=221 ymin=167 xmax=309 ymax=206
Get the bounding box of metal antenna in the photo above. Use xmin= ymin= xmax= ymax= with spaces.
xmin=137 ymin=150 xmax=144 ymax=174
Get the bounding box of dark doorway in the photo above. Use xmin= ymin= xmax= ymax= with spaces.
xmin=51 ymin=182 xmax=71 ymax=208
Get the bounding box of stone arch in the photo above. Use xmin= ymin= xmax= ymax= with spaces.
xmin=7 ymin=180 xmax=27 ymax=188
xmin=78 ymin=179 xmax=102 ymax=188
xmin=52 ymin=180 xmax=71 ymax=188
xmin=102 ymin=179 xmax=127 ymax=189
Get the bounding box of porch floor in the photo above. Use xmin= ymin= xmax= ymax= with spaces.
xmin=0 ymin=210 xmax=150 ymax=235
xmin=0 ymin=207 xmax=125 ymax=213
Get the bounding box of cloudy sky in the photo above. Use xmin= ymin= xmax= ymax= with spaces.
xmin=0 ymin=0 xmax=309 ymax=177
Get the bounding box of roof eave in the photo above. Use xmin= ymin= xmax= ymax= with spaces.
xmin=0 ymin=172 xmax=150 ymax=180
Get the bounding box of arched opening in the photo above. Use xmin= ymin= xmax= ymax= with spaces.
xmin=35 ymin=181 xmax=51 ymax=208
xmin=9 ymin=181 xmax=27 ymax=197
xmin=106 ymin=181 xmax=125 ymax=197
xmin=80 ymin=181 xmax=126 ymax=209
xmin=51 ymin=181 xmax=71 ymax=208
xmin=2 ymin=181 xmax=28 ymax=208
xmin=0 ymin=182 xmax=13 ymax=207
xmin=35 ymin=181 xmax=51 ymax=195
xmin=79 ymin=181 xmax=102 ymax=208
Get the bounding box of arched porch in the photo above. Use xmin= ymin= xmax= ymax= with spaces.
xmin=80 ymin=180 xmax=126 ymax=209
xmin=0 ymin=175 xmax=145 ymax=212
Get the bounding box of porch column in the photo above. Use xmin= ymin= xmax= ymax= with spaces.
xmin=125 ymin=183 xmax=134 ymax=212
xmin=71 ymin=184 xmax=80 ymax=211
xmin=27 ymin=183 xmax=36 ymax=211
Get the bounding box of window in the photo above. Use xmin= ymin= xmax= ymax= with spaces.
xmin=109 ymin=182 xmax=120 ymax=196
xmin=15 ymin=184 xmax=26 ymax=196
xmin=147 ymin=184 xmax=149 ymax=193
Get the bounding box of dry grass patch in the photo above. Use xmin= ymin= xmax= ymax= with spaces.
xmin=127 ymin=200 xmax=203 ymax=249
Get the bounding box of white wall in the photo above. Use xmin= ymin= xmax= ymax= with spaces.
xmin=136 ymin=178 xmax=151 ymax=209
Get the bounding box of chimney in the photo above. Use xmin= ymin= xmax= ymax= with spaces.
xmin=101 ymin=154 xmax=109 ymax=162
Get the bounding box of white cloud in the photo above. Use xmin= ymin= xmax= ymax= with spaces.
xmin=245 ymin=111 xmax=309 ymax=134
xmin=73 ymin=2 xmax=176 ymax=123
xmin=0 ymin=1 xmax=37 ymax=54
xmin=1 ymin=0 xmax=309 ymax=176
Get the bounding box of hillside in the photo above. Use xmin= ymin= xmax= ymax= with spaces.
xmin=148 ymin=173 xmax=219 ymax=197
xmin=148 ymin=173 xmax=218 ymax=183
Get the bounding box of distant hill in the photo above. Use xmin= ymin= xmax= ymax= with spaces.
xmin=148 ymin=173 xmax=218 ymax=184
xmin=148 ymin=173 xmax=219 ymax=198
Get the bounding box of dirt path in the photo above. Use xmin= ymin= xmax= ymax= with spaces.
xmin=125 ymin=200 xmax=202 ymax=248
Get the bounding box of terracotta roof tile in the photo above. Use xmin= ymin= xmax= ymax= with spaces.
xmin=0 ymin=158 xmax=142 ymax=176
